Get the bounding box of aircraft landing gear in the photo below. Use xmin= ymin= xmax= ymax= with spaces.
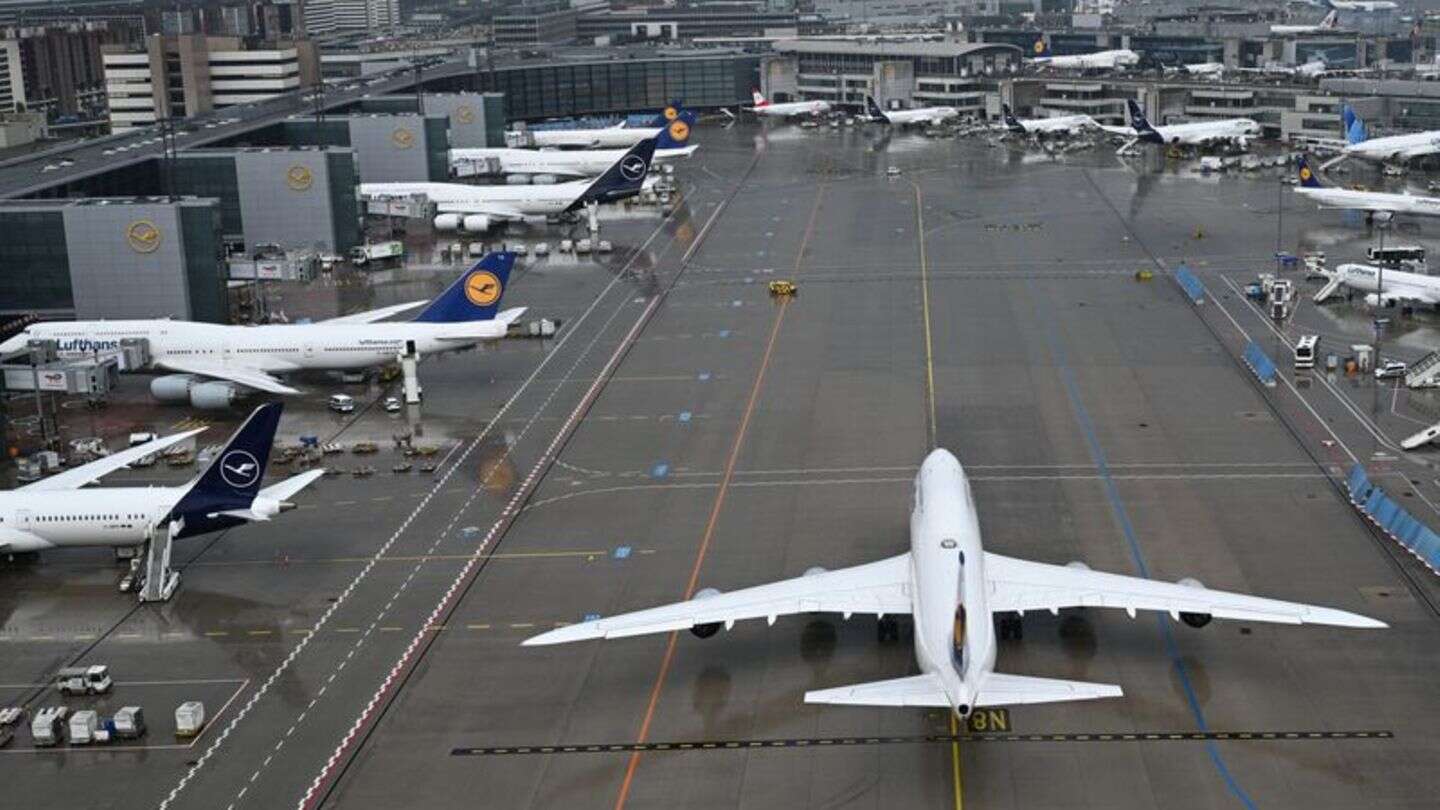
xmin=996 ymin=613 xmax=1024 ymax=641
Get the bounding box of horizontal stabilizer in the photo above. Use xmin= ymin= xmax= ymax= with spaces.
xmin=976 ymin=672 xmax=1122 ymax=707
xmin=804 ymin=673 xmax=950 ymax=708
xmin=259 ymin=469 xmax=326 ymax=504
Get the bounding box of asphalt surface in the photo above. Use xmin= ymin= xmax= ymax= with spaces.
xmin=4 ymin=121 xmax=1440 ymax=810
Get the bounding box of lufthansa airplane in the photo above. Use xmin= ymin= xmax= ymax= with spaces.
xmin=1 ymin=403 xmax=320 ymax=555
xmin=526 ymin=448 xmax=1382 ymax=716
xmin=0 ymin=253 xmax=523 ymax=408
xmin=523 ymin=103 xmax=690 ymax=149
xmin=451 ymin=111 xmax=697 ymax=180
xmin=1314 ymin=262 xmax=1440 ymax=308
xmin=1294 ymin=155 xmax=1440 ymax=222
xmin=1107 ymin=99 xmax=1260 ymax=153
xmin=1029 ymin=40 xmax=1140 ymax=71
xmin=1001 ymin=104 xmax=1097 ymax=136
xmin=365 ymin=138 xmax=656 ymax=234
xmin=865 ymin=95 xmax=959 ymax=127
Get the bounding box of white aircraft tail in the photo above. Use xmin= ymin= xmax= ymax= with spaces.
xmin=974 ymin=672 xmax=1122 ymax=707
xmin=804 ymin=673 xmax=950 ymax=707
xmin=751 ymin=89 xmax=768 ymax=107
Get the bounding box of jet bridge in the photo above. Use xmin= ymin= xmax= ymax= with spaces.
xmin=1405 ymin=349 xmax=1440 ymax=389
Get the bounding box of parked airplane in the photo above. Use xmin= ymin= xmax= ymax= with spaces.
xmin=1337 ymin=105 xmax=1440 ymax=164
xmin=1177 ymin=61 xmax=1226 ymax=78
xmin=365 ymin=137 xmax=657 ymax=233
xmin=1271 ymin=9 xmax=1340 ymax=33
xmin=452 ymin=111 xmax=695 ymax=179
xmin=526 ymin=448 xmax=1382 ymax=716
xmin=746 ymin=90 xmax=831 ymax=118
xmin=1000 ymin=104 xmax=1097 ymax=136
xmin=1328 ymin=0 xmax=1397 ymax=11
xmin=0 ymin=403 xmax=321 ymax=556
xmin=521 ymin=102 xmax=689 ymax=149
xmin=1293 ymin=155 xmax=1440 ymax=222
xmin=1314 ymin=262 xmax=1440 ymax=308
xmin=864 ymin=95 xmax=959 ymax=127
xmin=0 ymin=253 xmax=523 ymax=408
xmin=1108 ymin=99 xmax=1261 ymax=153
xmin=1030 ymin=40 xmax=1140 ymax=71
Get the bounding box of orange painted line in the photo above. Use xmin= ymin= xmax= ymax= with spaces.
xmin=613 ymin=179 xmax=828 ymax=810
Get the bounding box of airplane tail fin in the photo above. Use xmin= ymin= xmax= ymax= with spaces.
xmin=647 ymin=100 xmax=685 ymax=127
xmin=167 ymin=402 xmax=282 ymax=523
xmin=865 ymin=95 xmax=887 ymax=119
xmin=1321 ymin=9 xmax=1339 ymax=28
xmin=751 ymin=89 xmax=768 ymax=107
xmin=656 ymin=109 xmax=697 ymax=150
xmin=1030 ymin=38 xmax=1051 ymax=58
xmin=569 ymin=136 xmax=657 ymax=211
xmin=1347 ymin=112 xmax=1368 ymax=145
xmin=974 ymin=672 xmax=1123 ymax=707
xmin=1342 ymin=102 xmax=1356 ymax=132
xmin=1127 ymin=99 xmax=1159 ymax=138
xmin=1296 ymin=155 xmax=1324 ymax=188
xmin=412 ymin=252 xmax=517 ymax=323
xmin=1001 ymin=103 xmax=1024 ymax=132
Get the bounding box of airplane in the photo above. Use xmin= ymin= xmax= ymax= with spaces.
xmin=864 ymin=95 xmax=959 ymax=127
xmin=0 ymin=253 xmax=524 ymax=408
xmin=1271 ymin=9 xmax=1340 ymax=33
xmin=451 ymin=111 xmax=696 ymax=180
xmin=1336 ymin=104 xmax=1440 ymax=164
xmin=522 ymin=102 xmax=689 ymax=149
xmin=1 ymin=402 xmax=321 ymax=556
xmin=745 ymin=89 xmax=831 ymax=118
xmin=1328 ymin=0 xmax=1397 ymax=11
xmin=1029 ymin=40 xmax=1141 ymax=71
xmin=1175 ymin=62 xmax=1225 ymax=78
xmin=1108 ymin=99 xmax=1261 ymax=153
xmin=364 ymin=137 xmax=657 ymax=234
xmin=1314 ymin=261 xmax=1440 ymax=308
xmin=1000 ymin=104 xmax=1098 ymax=137
xmin=525 ymin=448 xmax=1383 ymax=717
xmin=1293 ymin=154 xmax=1440 ymax=222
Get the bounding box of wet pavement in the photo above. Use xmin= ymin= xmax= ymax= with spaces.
xmin=3 ymin=120 xmax=1440 ymax=810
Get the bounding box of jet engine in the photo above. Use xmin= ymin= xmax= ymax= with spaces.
xmin=462 ymin=214 xmax=493 ymax=233
xmin=1363 ymin=293 xmax=1398 ymax=308
xmin=1176 ymin=577 xmax=1212 ymax=628
xmin=433 ymin=213 xmax=462 ymax=231
xmin=190 ymin=381 xmax=244 ymax=409
xmin=150 ymin=374 xmax=200 ymax=402
xmin=690 ymin=587 xmax=723 ymax=638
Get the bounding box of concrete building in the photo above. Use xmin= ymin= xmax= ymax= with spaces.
xmin=479 ymin=53 xmax=760 ymax=119
xmin=103 ymin=34 xmax=320 ymax=132
xmin=0 ymin=196 xmax=227 ymax=322
xmin=0 ymin=23 xmax=111 ymax=119
xmin=575 ymin=5 xmax=802 ymax=41
xmin=303 ymin=0 xmax=400 ymax=35
xmin=495 ymin=2 xmax=578 ymax=46
xmin=767 ymin=40 xmax=1024 ymax=112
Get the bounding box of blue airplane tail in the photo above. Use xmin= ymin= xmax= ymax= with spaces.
xmin=569 ymin=137 xmax=657 ymax=211
xmin=1126 ymin=99 xmax=1162 ymax=141
xmin=168 ymin=402 xmax=283 ymax=525
xmin=1001 ymin=104 xmax=1024 ymax=133
xmin=865 ymin=95 xmax=886 ymax=119
xmin=1296 ymin=155 xmax=1323 ymax=188
xmin=412 ymin=252 xmax=517 ymax=323
xmin=656 ymin=109 xmax=697 ymax=149
xmin=647 ymin=101 xmax=686 ymax=128
xmin=1347 ymin=116 xmax=1368 ymax=145
xmin=1030 ymin=38 xmax=1051 ymax=58
xmin=1341 ymin=103 xmax=1355 ymax=132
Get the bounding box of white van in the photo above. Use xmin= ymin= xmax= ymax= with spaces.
xmin=328 ymin=394 xmax=356 ymax=413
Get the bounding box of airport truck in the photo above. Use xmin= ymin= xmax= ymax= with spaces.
xmin=349 ymin=241 xmax=403 ymax=268
xmin=30 ymin=707 xmax=69 ymax=746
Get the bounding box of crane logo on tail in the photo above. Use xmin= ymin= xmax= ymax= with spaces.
xmin=464 ymin=270 xmax=502 ymax=306
xmin=219 ymin=450 xmax=261 ymax=489
xmin=620 ymin=154 xmax=648 ymax=181
xmin=668 ymin=119 xmax=690 ymax=142
xmin=663 ymin=106 xmax=679 ymax=121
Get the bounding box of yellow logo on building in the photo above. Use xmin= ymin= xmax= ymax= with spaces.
xmin=455 ymin=105 xmax=475 ymax=124
xmin=286 ymin=165 xmax=314 ymax=191
xmin=126 ymin=219 xmax=161 ymax=254
xmin=663 ymin=106 xmax=678 ymax=121
xmin=464 ymin=270 xmax=502 ymax=307
xmin=668 ymin=119 xmax=690 ymax=142
xmin=392 ymin=127 xmax=416 ymax=149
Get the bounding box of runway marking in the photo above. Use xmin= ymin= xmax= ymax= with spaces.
xmin=614 ymin=171 xmax=828 ymax=810
xmin=451 ymin=729 xmax=1394 ymax=756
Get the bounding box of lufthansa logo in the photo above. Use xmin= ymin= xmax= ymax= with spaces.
xmin=218 ymin=449 xmax=261 ymax=489
xmin=455 ymin=105 xmax=475 ymax=124
xmin=668 ymin=120 xmax=690 ymax=142
xmin=464 ymin=270 xmax=502 ymax=307
xmin=619 ymin=154 xmax=647 ymax=181
xmin=392 ymin=127 xmax=415 ymax=149
xmin=126 ymin=220 xmax=161 ymax=253
xmin=1300 ymin=167 xmax=1312 ymax=181
xmin=663 ymin=106 xmax=678 ymax=121
xmin=286 ymin=165 xmax=314 ymax=191
xmin=1033 ymin=39 xmax=1046 ymax=54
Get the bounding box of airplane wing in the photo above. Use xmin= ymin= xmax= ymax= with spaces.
xmin=323 ymin=301 xmax=427 ymax=324
xmin=805 ymin=673 xmax=949 ymax=708
xmin=156 ymin=358 xmax=301 ymax=395
xmin=984 ymin=552 xmax=1385 ymax=628
xmin=19 ymin=428 xmax=208 ymax=491
xmin=435 ymin=202 xmax=527 ymax=219
xmin=524 ymin=553 xmax=914 ymax=645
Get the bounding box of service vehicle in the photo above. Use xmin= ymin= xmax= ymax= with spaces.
xmin=113 ymin=706 xmax=146 ymax=739
xmin=328 ymin=394 xmax=356 ymax=413
xmin=769 ymin=280 xmax=798 ymax=296
xmin=175 ymin=701 xmax=206 ymax=737
xmin=349 ymin=240 xmax=403 ymax=267
xmin=1376 ymin=360 xmax=1408 ymax=379
xmin=56 ymin=665 xmax=112 ymax=696
xmin=384 ymin=397 xmax=402 ymax=413
xmin=68 ymin=710 xmax=99 ymax=744
xmin=31 ymin=707 xmax=68 ymax=746
xmin=1295 ymin=334 xmax=1319 ymax=369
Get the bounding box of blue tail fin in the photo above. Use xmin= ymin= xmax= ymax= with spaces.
xmin=865 ymin=95 xmax=887 ymax=120
xmin=1001 ymin=104 xmax=1024 ymax=133
xmin=569 ymin=137 xmax=657 ymax=211
xmin=656 ymin=109 xmax=697 ymax=149
xmin=1341 ymin=103 xmax=1355 ymax=132
xmin=1347 ymin=116 xmax=1368 ymax=145
xmin=648 ymin=101 xmax=685 ymax=128
xmin=1297 ymin=155 xmax=1323 ymax=188
xmin=168 ymin=402 xmax=282 ymax=525
xmin=412 ymin=252 xmax=516 ymax=323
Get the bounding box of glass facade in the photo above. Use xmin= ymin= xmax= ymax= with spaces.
xmin=179 ymin=203 xmax=228 ymax=324
xmin=172 ymin=153 xmax=242 ymax=238
xmin=0 ymin=209 xmax=71 ymax=312
xmin=327 ymin=151 xmax=360 ymax=252
xmin=484 ymin=56 xmax=760 ymax=119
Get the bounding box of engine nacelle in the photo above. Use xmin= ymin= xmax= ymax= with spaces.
xmin=1065 ymin=561 xmax=1091 ymax=571
xmin=433 ymin=213 xmax=462 ymax=232
xmin=190 ymin=381 xmax=243 ymax=409
xmin=462 ymin=214 xmax=493 ymax=233
xmin=803 ymin=566 xmax=828 ymax=577
xmin=1363 ymin=293 xmax=1398 ymax=308
xmin=150 ymin=374 xmax=200 ymax=402
xmin=690 ymin=587 xmax=724 ymax=638
xmin=1176 ymin=577 xmax=1213 ymax=627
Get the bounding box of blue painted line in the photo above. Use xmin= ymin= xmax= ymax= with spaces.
xmin=1027 ymin=279 xmax=1260 ymax=810
xmin=650 ymin=462 xmax=670 ymax=479
xmin=613 ymin=546 xmax=632 ymax=560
